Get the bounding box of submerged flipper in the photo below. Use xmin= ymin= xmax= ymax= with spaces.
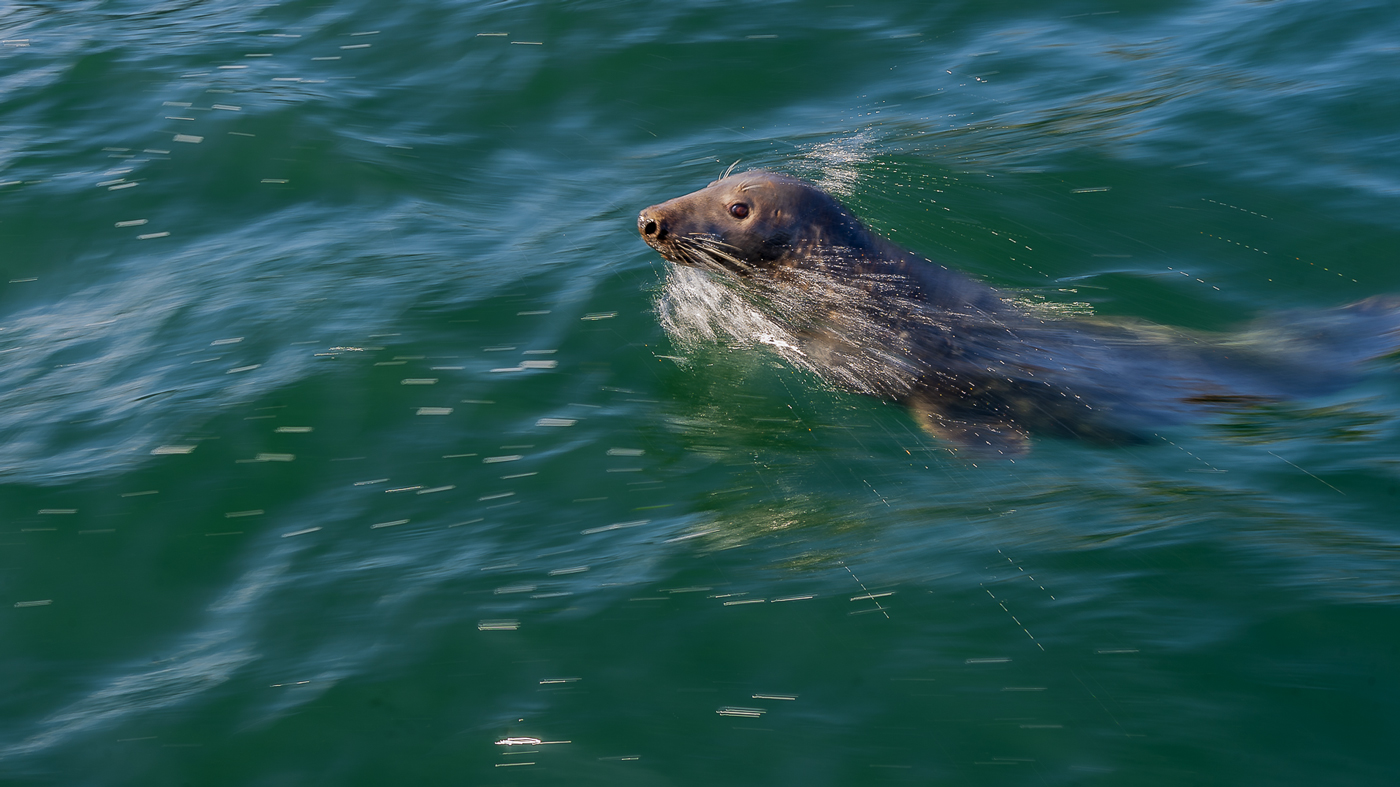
xmin=907 ymin=396 xmax=1030 ymax=456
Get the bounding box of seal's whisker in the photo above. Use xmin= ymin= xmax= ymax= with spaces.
xmin=692 ymin=238 xmax=755 ymax=274
xmin=673 ymin=238 xmax=726 ymax=275
xmin=697 ymin=237 xmax=746 ymax=253
xmin=684 ymin=246 xmax=731 ymax=277
xmin=674 ymin=236 xmax=748 ymax=277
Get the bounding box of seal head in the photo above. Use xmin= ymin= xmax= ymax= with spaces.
xmin=639 ymin=172 xmax=873 ymax=275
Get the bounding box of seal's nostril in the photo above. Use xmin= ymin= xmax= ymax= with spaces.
xmin=639 ymin=210 xmax=668 ymax=242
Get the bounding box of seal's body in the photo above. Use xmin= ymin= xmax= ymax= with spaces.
xmin=638 ymin=172 xmax=1391 ymax=452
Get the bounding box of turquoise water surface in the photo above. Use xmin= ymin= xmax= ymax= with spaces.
xmin=2 ymin=1 xmax=1399 ymax=784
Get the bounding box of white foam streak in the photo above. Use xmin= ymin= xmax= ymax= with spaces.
xmin=656 ymin=263 xmax=925 ymax=399
xmin=656 ymin=266 xmax=805 ymax=367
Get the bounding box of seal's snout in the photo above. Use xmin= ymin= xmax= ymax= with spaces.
xmin=638 ymin=209 xmax=667 ymax=243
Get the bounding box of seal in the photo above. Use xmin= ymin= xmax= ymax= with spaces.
xmin=638 ymin=171 xmax=1390 ymax=453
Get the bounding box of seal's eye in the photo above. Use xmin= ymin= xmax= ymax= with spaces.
xmin=728 ymin=203 xmax=750 ymax=220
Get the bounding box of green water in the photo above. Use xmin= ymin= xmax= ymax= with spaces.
xmin=3 ymin=1 xmax=1399 ymax=784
